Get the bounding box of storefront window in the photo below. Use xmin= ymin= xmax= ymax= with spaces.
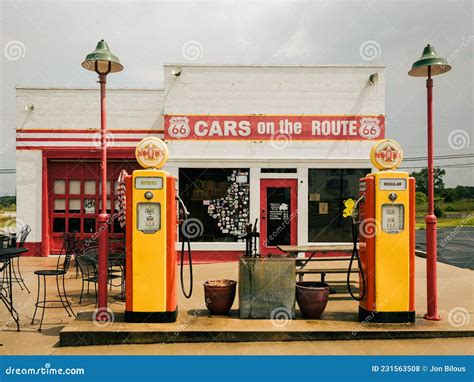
xmin=69 ymin=180 xmax=81 ymax=194
xmin=53 ymin=180 xmax=65 ymax=194
xmin=308 ymin=169 xmax=370 ymax=242
xmin=179 ymin=168 xmax=250 ymax=242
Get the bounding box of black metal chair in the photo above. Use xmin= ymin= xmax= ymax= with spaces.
xmin=11 ymin=225 xmax=31 ymax=293
xmin=76 ymin=246 xmax=122 ymax=305
xmin=76 ymin=247 xmax=99 ymax=305
xmin=31 ymin=232 xmax=77 ymax=331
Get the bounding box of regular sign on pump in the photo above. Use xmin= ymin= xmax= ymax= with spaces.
xmin=165 ymin=115 xmax=385 ymax=141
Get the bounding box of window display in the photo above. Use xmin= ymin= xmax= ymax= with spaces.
xmin=179 ymin=168 xmax=250 ymax=242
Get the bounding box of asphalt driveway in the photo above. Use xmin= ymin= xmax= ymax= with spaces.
xmin=416 ymin=227 xmax=474 ymax=270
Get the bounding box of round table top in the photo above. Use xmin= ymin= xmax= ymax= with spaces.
xmin=0 ymin=247 xmax=28 ymax=258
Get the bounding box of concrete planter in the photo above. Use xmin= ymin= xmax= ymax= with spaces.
xmin=239 ymin=256 xmax=296 ymax=319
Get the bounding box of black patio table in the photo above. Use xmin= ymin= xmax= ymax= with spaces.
xmin=0 ymin=247 xmax=28 ymax=331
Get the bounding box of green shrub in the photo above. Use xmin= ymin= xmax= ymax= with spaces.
xmin=444 ymin=205 xmax=456 ymax=212
xmin=434 ymin=206 xmax=444 ymax=218
xmin=415 ymin=192 xmax=427 ymax=204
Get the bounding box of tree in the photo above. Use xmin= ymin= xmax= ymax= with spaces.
xmin=410 ymin=168 xmax=446 ymax=196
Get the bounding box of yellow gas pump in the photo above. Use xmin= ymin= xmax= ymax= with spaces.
xmin=346 ymin=139 xmax=416 ymax=323
xmin=124 ymin=137 xmax=192 ymax=323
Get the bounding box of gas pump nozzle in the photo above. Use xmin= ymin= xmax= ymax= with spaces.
xmin=177 ymin=196 xmax=193 ymax=299
xmin=351 ymin=194 xmax=365 ymax=225
xmin=347 ymin=194 xmax=367 ymax=302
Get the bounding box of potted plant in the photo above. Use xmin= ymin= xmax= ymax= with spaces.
xmin=203 ymin=279 xmax=237 ymax=315
xmin=295 ymin=281 xmax=330 ymax=319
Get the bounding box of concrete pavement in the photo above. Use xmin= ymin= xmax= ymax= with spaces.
xmin=0 ymin=256 xmax=472 ymax=354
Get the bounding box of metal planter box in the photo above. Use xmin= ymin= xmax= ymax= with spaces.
xmin=239 ymin=256 xmax=296 ymax=319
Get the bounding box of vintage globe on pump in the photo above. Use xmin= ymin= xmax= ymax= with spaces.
xmin=370 ymin=139 xmax=404 ymax=170
xmin=135 ymin=137 xmax=169 ymax=169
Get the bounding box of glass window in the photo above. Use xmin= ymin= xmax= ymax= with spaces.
xmin=114 ymin=218 xmax=125 ymax=234
xmin=53 ymin=199 xmax=66 ymax=213
xmin=179 ymin=168 xmax=250 ymax=242
xmin=69 ymin=199 xmax=81 ymax=213
xmin=68 ymin=218 xmax=81 ymax=233
xmin=84 ymin=218 xmax=96 ymax=233
xmin=53 ymin=218 xmax=65 ymax=232
xmin=308 ymin=169 xmax=370 ymax=242
xmin=53 ymin=180 xmax=65 ymax=194
xmin=69 ymin=180 xmax=81 ymax=194
xmin=84 ymin=180 xmax=96 ymax=194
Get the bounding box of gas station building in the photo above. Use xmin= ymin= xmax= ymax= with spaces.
xmin=16 ymin=64 xmax=385 ymax=260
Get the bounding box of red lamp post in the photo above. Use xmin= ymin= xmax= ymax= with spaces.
xmin=82 ymin=40 xmax=124 ymax=316
xmin=409 ymin=44 xmax=451 ymax=321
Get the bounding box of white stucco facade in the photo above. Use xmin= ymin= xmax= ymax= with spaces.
xmin=15 ymin=64 xmax=385 ymax=257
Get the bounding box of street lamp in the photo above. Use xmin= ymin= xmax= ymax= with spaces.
xmin=82 ymin=40 xmax=124 ymax=315
xmin=409 ymin=44 xmax=451 ymax=321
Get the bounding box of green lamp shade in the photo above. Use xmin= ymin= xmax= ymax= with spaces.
xmin=82 ymin=39 xmax=123 ymax=74
xmin=408 ymin=44 xmax=451 ymax=77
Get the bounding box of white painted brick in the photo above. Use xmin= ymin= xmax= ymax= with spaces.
xmin=16 ymin=150 xmax=42 ymax=242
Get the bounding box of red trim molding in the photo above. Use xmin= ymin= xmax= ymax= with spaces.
xmin=42 ymin=147 xmax=135 ymax=159
xmin=41 ymin=153 xmax=50 ymax=257
xmin=17 ymin=129 xmax=164 ymax=134
xmin=21 ymin=242 xmax=43 ymax=257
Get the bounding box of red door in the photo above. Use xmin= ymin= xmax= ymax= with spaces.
xmin=260 ymin=179 xmax=297 ymax=256
xmin=48 ymin=160 xmax=139 ymax=253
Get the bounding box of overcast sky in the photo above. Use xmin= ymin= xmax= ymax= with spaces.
xmin=1 ymin=0 xmax=472 ymax=195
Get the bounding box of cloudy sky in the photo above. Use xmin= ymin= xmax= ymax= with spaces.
xmin=1 ymin=0 xmax=472 ymax=195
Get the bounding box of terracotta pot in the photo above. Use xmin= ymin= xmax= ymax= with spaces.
xmin=203 ymin=279 xmax=237 ymax=315
xmin=296 ymin=281 xmax=330 ymax=319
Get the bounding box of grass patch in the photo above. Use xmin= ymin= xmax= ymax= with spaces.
xmin=416 ymin=214 xmax=474 ymax=229
xmin=0 ymin=214 xmax=16 ymax=230
xmin=415 ymin=198 xmax=474 ymax=229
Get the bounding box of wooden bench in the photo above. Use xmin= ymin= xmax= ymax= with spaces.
xmin=296 ymin=267 xmax=358 ymax=283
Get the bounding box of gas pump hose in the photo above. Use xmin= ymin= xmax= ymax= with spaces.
xmin=177 ymin=197 xmax=193 ymax=299
xmin=347 ymin=195 xmax=367 ymax=302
